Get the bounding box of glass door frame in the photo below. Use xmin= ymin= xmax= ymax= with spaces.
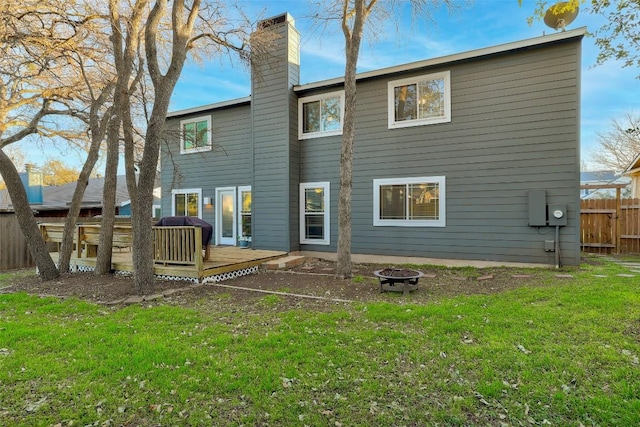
xmin=215 ymin=187 xmax=236 ymax=245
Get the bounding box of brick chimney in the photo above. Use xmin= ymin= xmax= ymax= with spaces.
xmin=19 ymin=163 xmax=44 ymax=204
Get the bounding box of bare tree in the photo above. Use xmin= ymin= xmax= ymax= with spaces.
xmin=589 ymin=112 xmax=640 ymax=172
xmin=94 ymin=0 xmax=148 ymax=276
xmin=114 ymin=0 xmax=258 ymax=294
xmin=0 ymin=0 xmax=98 ymax=280
xmin=323 ymin=0 xmax=459 ymax=278
xmin=335 ymin=0 xmax=376 ymax=279
xmin=2 ymin=0 xmax=270 ymax=288
xmin=57 ymin=81 xmax=115 ymax=274
xmin=0 ymin=1 xmax=122 ymax=276
xmin=0 ymin=104 xmax=67 ymax=281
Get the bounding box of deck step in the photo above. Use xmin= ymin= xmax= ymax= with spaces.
xmin=262 ymin=255 xmax=306 ymax=270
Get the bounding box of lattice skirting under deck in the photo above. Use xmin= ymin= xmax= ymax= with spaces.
xmin=40 ymin=263 xmax=259 ymax=284
xmin=202 ymin=265 xmax=259 ymax=284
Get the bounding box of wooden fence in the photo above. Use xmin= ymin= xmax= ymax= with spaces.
xmin=581 ymin=198 xmax=640 ymax=254
xmin=0 ymin=215 xmax=64 ymax=271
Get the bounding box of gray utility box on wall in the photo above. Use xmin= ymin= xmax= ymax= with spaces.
xmin=547 ymin=204 xmax=567 ymax=226
xmin=528 ymin=190 xmax=547 ymax=226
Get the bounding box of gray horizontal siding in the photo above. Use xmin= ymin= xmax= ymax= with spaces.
xmin=300 ymin=38 xmax=581 ymax=265
xmin=160 ymin=105 xmax=253 ymax=235
xmin=251 ymin=19 xmax=299 ymax=251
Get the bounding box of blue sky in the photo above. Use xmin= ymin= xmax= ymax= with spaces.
xmin=14 ymin=0 xmax=638 ymax=172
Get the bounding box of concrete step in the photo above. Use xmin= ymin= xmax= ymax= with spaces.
xmin=262 ymin=255 xmax=307 ymax=270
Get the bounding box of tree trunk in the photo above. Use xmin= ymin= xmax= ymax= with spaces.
xmin=336 ymin=0 xmax=369 ymax=279
xmin=127 ymin=0 xmax=198 ymax=294
xmin=58 ymin=137 xmax=102 ymax=273
xmin=0 ymin=149 xmax=59 ymax=280
xmin=94 ymin=116 xmax=120 ymax=275
xmin=130 ymin=124 xmax=159 ymax=295
xmin=130 ymin=96 xmax=174 ymax=294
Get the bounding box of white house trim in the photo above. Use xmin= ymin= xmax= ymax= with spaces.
xmin=168 ymin=96 xmax=251 ymax=118
xmin=294 ymin=27 xmax=587 ymax=93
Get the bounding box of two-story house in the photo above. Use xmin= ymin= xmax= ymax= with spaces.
xmin=161 ymin=13 xmax=583 ymax=266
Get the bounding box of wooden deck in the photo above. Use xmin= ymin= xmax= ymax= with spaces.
xmin=39 ymin=222 xmax=287 ymax=283
xmin=50 ymin=247 xmax=287 ymax=283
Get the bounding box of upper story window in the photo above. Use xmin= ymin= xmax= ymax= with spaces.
xmin=373 ymin=176 xmax=445 ymax=227
xmin=388 ymin=71 xmax=451 ymax=129
xmin=180 ymin=116 xmax=212 ymax=154
xmin=298 ymin=91 xmax=345 ymax=139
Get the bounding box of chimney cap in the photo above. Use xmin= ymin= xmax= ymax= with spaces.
xmin=257 ymin=13 xmax=293 ymax=30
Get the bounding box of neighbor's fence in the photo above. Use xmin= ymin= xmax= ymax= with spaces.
xmin=580 ymin=198 xmax=640 ymax=254
xmin=0 ymin=215 xmax=65 ymax=271
xmin=0 ymin=214 xmax=32 ymax=271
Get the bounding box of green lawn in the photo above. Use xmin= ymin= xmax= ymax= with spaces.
xmin=1 ymin=259 xmax=639 ymax=426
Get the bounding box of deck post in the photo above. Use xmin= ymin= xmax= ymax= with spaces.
xmin=194 ymin=227 xmax=203 ymax=273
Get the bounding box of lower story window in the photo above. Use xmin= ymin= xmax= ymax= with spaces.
xmin=300 ymin=182 xmax=330 ymax=245
xmin=238 ymin=186 xmax=252 ymax=240
xmin=172 ymin=188 xmax=202 ymax=218
xmin=373 ymin=177 xmax=445 ymax=227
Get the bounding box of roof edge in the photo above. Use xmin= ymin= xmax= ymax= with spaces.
xmin=167 ymin=96 xmax=251 ymax=118
xmin=624 ymin=152 xmax=640 ymax=174
xmin=294 ymin=27 xmax=587 ymax=93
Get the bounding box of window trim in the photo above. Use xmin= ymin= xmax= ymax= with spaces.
xmin=180 ymin=116 xmax=212 ymax=154
xmin=237 ymin=185 xmax=252 ymax=242
xmin=171 ymin=188 xmax=202 ymax=219
xmin=298 ymin=91 xmax=345 ymax=140
xmin=387 ymin=71 xmax=451 ymax=129
xmin=299 ymin=181 xmax=330 ymax=245
xmin=373 ymin=176 xmax=445 ymax=227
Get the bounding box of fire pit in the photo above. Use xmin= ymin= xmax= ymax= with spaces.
xmin=373 ymin=268 xmax=424 ymax=295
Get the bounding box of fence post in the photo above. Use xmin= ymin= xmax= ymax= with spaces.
xmin=616 ymin=187 xmax=621 ymax=253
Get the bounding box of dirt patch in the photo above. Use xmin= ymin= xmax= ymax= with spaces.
xmin=1 ymin=258 xmax=552 ymax=310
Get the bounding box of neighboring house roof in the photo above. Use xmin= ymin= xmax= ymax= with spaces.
xmin=167 ymin=26 xmax=587 ymax=119
xmin=624 ymin=153 xmax=640 ymax=175
xmin=580 ymin=171 xmax=621 ymax=184
xmin=580 ymin=170 xmax=630 ymax=199
xmin=0 ymin=175 xmax=157 ymax=212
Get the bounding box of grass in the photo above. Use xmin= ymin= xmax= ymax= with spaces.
xmin=0 ymin=270 xmax=36 ymax=289
xmin=1 ymin=259 xmax=640 ymax=426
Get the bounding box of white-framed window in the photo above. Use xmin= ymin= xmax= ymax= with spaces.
xmin=298 ymin=91 xmax=345 ymax=139
xmin=373 ymin=177 xmax=445 ymax=227
xmin=300 ymin=182 xmax=330 ymax=245
xmin=171 ymin=188 xmax=202 ymax=218
xmin=237 ymin=186 xmax=252 ymax=241
xmin=180 ymin=116 xmax=212 ymax=154
xmin=388 ymin=71 xmax=451 ymax=129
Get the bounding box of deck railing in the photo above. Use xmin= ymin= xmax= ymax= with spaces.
xmin=39 ymin=222 xmax=208 ymax=267
xmin=76 ymin=223 xmax=133 ymax=258
xmin=152 ymin=226 xmax=204 ymax=269
xmin=38 ymin=222 xmax=70 ymax=253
